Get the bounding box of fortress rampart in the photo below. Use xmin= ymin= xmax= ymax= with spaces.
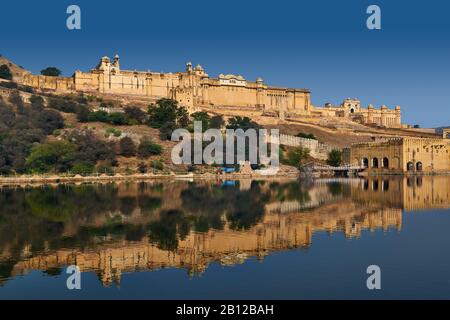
xmin=19 ymin=54 xmax=402 ymax=128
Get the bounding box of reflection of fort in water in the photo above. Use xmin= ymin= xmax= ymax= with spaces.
xmin=2 ymin=177 xmax=450 ymax=286
xmin=352 ymin=176 xmax=450 ymax=212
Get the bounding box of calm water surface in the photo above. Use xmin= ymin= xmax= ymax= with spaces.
xmin=0 ymin=176 xmax=449 ymax=299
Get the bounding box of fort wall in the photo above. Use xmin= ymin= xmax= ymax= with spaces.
xmin=18 ymin=55 xmax=400 ymax=128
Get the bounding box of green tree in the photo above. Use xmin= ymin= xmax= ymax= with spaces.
xmin=0 ymin=64 xmax=12 ymax=80
xmin=285 ymin=147 xmax=310 ymax=167
xmin=26 ymin=141 xmax=76 ymax=173
xmin=177 ymin=107 xmax=190 ymax=128
xmin=151 ymin=159 xmax=164 ymax=171
xmin=295 ymin=132 xmax=316 ymax=140
xmin=40 ymin=67 xmax=62 ymax=77
xmin=147 ymin=98 xmax=189 ymax=128
xmin=327 ymin=149 xmax=342 ymax=167
xmin=137 ymin=138 xmax=162 ymax=158
xmin=71 ymin=162 xmax=95 ymax=175
xmin=210 ymin=115 xmax=225 ymax=129
xmin=108 ymin=112 xmax=129 ymax=125
xmin=191 ymin=111 xmax=210 ymax=131
xmin=87 ymin=110 xmax=109 ymax=122
xmin=159 ymin=121 xmax=177 ymax=140
xmin=226 ymin=116 xmax=260 ymax=130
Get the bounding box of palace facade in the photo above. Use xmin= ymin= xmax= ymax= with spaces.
xmin=20 ymin=54 xmax=402 ymax=127
xmin=347 ymin=133 xmax=450 ymax=174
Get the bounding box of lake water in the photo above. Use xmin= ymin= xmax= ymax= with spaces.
xmin=0 ymin=176 xmax=449 ymax=299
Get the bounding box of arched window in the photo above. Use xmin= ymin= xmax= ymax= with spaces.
xmin=382 ymin=157 xmax=389 ymax=168
xmin=362 ymin=158 xmax=369 ymax=168
xmin=416 ymin=162 xmax=423 ymax=171
xmin=407 ymin=162 xmax=414 ymax=171
xmin=382 ymin=180 xmax=389 ymax=191
xmin=372 ymin=158 xmax=379 ymax=168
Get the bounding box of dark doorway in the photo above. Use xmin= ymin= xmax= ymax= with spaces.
xmin=407 ymin=162 xmax=414 ymax=171
xmin=372 ymin=158 xmax=379 ymax=168
xmin=362 ymin=158 xmax=369 ymax=168
xmin=382 ymin=157 xmax=389 ymax=169
xmin=416 ymin=162 xmax=423 ymax=171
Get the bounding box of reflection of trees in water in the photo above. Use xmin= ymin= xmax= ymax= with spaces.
xmin=227 ymin=183 xmax=270 ymax=230
xmin=180 ymin=181 xmax=271 ymax=231
xmin=327 ymin=182 xmax=351 ymax=197
xmin=0 ymin=188 xmax=66 ymax=256
xmin=0 ymin=180 xmax=273 ymax=278
xmin=0 ymin=184 xmax=163 ymax=255
xmin=119 ymin=196 xmax=137 ymax=216
xmin=25 ymin=184 xmax=120 ymax=221
xmin=0 ymin=181 xmax=276 ymax=256
xmin=147 ymin=209 xmax=189 ymax=251
xmin=271 ymin=181 xmax=311 ymax=203
xmin=138 ymin=195 xmax=162 ymax=215
xmin=0 ymin=260 xmax=17 ymax=285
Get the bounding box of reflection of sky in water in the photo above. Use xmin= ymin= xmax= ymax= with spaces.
xmin=0 ymin=177 xmax=449 ymax=299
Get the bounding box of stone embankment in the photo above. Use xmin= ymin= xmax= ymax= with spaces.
xmin=0 ymin=171 xmax=299 ymax=186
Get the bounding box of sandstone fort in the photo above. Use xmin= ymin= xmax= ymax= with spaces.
xmin=20 ymin=54 xmax=402 ymax=127
xmin=2 ymin=54 xmax=449 ymax=174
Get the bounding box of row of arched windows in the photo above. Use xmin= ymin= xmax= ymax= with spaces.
xmin=361 ymin=157 xmax=389 ymax=169
xmin=407 ymin=162 xmax=422 ymax=171
xmin=360 ymin=157 xmax=423 ymax=171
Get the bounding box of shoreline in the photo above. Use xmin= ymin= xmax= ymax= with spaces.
xmin=2 ymin=171 xmax=450 ymax=187
xmin=0 ymin=172 xmax=300 ymax=187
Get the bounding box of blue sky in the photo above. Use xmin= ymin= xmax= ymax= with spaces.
xmin=0 ymin=0 xmax=449 ymax=127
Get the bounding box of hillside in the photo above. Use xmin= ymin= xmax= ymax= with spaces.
xmin=0 ymin=55 xmax=29 ymax=80
xmin=0 ymin=86 xmax=301 ymax=176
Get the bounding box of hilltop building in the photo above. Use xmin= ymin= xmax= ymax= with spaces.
xmin=313 ymin=98 xmax=401 ymax=128
xmin=20 ymin=54 xmax=402 ymax=128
